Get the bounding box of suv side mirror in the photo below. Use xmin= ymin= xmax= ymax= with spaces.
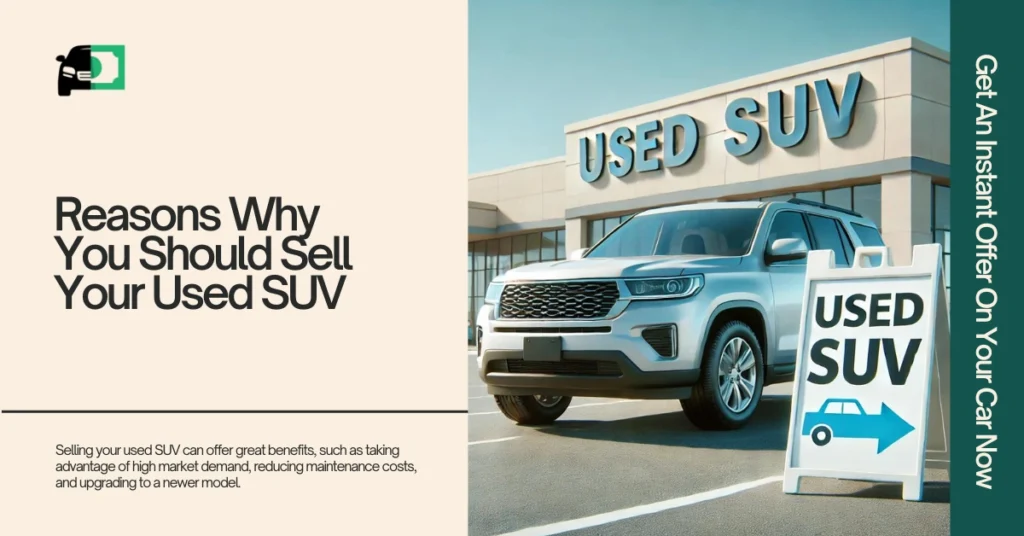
xmin=56 ymin=55 xmax=66 ymax=62
xmin=766 ymin=238 xmax=808 ymax=263
xmin=568 ymin=248 xmax=588 ymax=261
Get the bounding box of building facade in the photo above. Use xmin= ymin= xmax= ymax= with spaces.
xmin=468 ymin=38 xmax=950 ymax=338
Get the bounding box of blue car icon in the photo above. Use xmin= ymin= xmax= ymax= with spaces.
xmin=802 ymin=398 xmax=915 ymax=454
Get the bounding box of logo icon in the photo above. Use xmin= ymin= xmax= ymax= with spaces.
xmin=55 ymin=45 xmax=125 ymax=97
xmin=801 ymin=398 xmax=915 ymax=453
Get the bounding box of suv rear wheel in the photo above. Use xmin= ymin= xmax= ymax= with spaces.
xmin=682 ymin=320 xmax=765 ymax=430
xmin=494 ymin=395 xmax=572 ymax=425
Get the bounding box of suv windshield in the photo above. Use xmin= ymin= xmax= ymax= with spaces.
xmin=586 ymin=207 xmax=764 ymax=258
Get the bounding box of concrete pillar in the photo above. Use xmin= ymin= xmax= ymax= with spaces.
xmin=565 ymin=217 xmax=586 ymax=255
xmin=880 ymin=172 xmax=933 ymax=266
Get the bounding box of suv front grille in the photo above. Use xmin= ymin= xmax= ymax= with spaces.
xmin=487 ymin=359 xmax=622 ymax=377
xmin=499 ymin=281 xmax=619 ymax=319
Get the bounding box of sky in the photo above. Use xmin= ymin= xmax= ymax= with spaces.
xmin=468 ymin=0 xmax=950 ymax=174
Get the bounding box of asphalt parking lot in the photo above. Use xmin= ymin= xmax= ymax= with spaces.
xmin=467 ymin=350 xmax=950 ymax=536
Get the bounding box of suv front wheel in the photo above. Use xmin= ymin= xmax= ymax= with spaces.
xmin=682 ymin=320 xmax=765 ymax=430
xmin=494 ymin=395 xmax=572 ymax=425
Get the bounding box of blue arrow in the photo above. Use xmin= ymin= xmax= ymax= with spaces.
xmin=802 ymin=399 xmax=916 ymax=454
xmin=874 ymin=403 xmax=916 ymax=453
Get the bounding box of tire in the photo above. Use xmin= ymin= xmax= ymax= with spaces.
xmin=682 ymin=320 xmax=765 ymax=431
xmin=494 ymin=395 xmax=572 ymax=425
xmin=811 ymin=425 xmax=832 ymax=446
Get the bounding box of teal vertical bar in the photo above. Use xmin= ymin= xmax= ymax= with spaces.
xmin=951 ymin=0 xmax=1019 ymax=531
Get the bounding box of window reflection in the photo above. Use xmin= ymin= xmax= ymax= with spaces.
xmin=541 ymin=231 xmax=557 ymax=261
xmin=852 ymin=184 xmax=882 ymax=229
xmin=588 ymin=220 xmax=604 ymax=247
xmin=512 ymin=235 xmax=527 ymax=268
xmin=526 ymin=233 xmax=541 ymax=263
xmin=587 ymin=213 xmax=635 ymax=248
xmin=932 ymin=184 xmax=951 ymax=294
xmin=794 ymin=191 xmax=823 ymax=203
xmin=824 ymin=188 xmax=852 ymax=211
xmin=498 ymin=237 xmax=512 ymax=274
xmin=486 ymin=240 xmax=498 ymax=272
xmin=934 ymin=184 xmax=951 ymax=230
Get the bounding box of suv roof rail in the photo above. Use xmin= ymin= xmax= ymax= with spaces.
xmin=785 ymin=198 xmax=863 ymax=218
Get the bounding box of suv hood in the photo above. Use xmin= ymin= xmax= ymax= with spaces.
xmin=498 ymin=255 xmax=742 ymax=282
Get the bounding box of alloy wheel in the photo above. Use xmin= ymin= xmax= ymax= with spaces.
xmin=717 ymin=337 xmax=757 ymax=413
xmin=534 ymin=395 xmax=563 ymax=408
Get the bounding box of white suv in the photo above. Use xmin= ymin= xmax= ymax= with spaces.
xmin=475 ymin=199 xmax=886 ymax=430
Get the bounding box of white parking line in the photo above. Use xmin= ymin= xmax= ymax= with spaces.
xmin=469 ymin=395 xmax=492 ymax=400
xmin=469 ymin=399 xmax=642 ymax=416
xmin=495 ymin=475 xmax=784 ymax=536
xmin=468 ymin=436 xmax=519 ymax=446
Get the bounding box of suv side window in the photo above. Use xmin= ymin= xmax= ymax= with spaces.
xmin=837 ymin=223 xmax=856 ymax=264
xmin=765 ymin=211 xmax=811 ymax=266
xmin=806 ymin=214 xmax=851 ymax=267
xmin=851 ymin=223 xmax=885 ymax=246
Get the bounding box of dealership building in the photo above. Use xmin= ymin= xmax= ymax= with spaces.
xmin=468 ymin=38 xmax=950 ymax=333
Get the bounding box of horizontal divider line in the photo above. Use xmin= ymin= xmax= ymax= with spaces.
xmin=2 ymin=409 xmax=469 ymax=414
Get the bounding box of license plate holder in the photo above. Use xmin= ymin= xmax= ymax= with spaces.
xmin=523 ymin=336 xmax=562 ymax=362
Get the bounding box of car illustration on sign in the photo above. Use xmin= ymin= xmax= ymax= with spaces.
xmin=801 ymin=398 xmax=915 ymax=454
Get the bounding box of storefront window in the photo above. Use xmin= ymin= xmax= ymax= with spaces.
xmin=498 ymin=237 xmax=512 ymax=274
xmin=824 ymin=188 xmax=853 ymax=211
xmin=586 ymin=214 xmax=635 ymax=247
xmin=512 ymin=235 xmax=527 ymax=268
xmin=587 ymin=219 xmax=604 ymax=247
xmin=933 ymin=184 xmax=951 ymax=302
xmin=794 ymin=191 xmax=823 ymax=203
xmin=526 ymin=233 xmax=541 ymax=263
xmin=852 ymin=184 xmax=882 ymax=229
xmin=473 ymin=241 xmax=486 ymax=270
xmin=541 ymin=231 xmax=557 ymax=261
xmin=467 ymin=229 xmax=567 ymax=343
xmin=486 ymin=240 xmax=498 ymax=272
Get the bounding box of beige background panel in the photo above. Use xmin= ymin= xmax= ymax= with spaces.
xmin=0 ymin=0 xmax=468 ymax=534
xmin=1 ymin=415 xmax=467 ymax=535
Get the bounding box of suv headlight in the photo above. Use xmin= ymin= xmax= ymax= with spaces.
xmin=484 ymin=281 xmax=504 ymax=305
xmin=625 ymin=275 xmax=703 ymax=300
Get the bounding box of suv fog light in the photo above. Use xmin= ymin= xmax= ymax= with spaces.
xmin=641 ymin=325 xmax=677 ymax=358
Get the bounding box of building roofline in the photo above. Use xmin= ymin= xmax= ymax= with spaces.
xmin=469 ymin=156 xmax=565 ymax=180
xmin=468 ymin=201 xmax=498 ymax=210
xmin=565 ymin=37 xmax=949 ymax=134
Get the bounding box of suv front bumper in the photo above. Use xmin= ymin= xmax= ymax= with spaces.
xmin=480 ymin=349 xmax=698 ymax=399
xmin=476 ymin=298 xmax=709 ymax=400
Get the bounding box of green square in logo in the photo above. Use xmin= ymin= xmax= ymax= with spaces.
xmin=89 ymin=45 xmax=125 ymax=90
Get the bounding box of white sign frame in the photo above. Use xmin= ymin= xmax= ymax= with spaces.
xmin=782 ymin=244 xmax=943 ymax=502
